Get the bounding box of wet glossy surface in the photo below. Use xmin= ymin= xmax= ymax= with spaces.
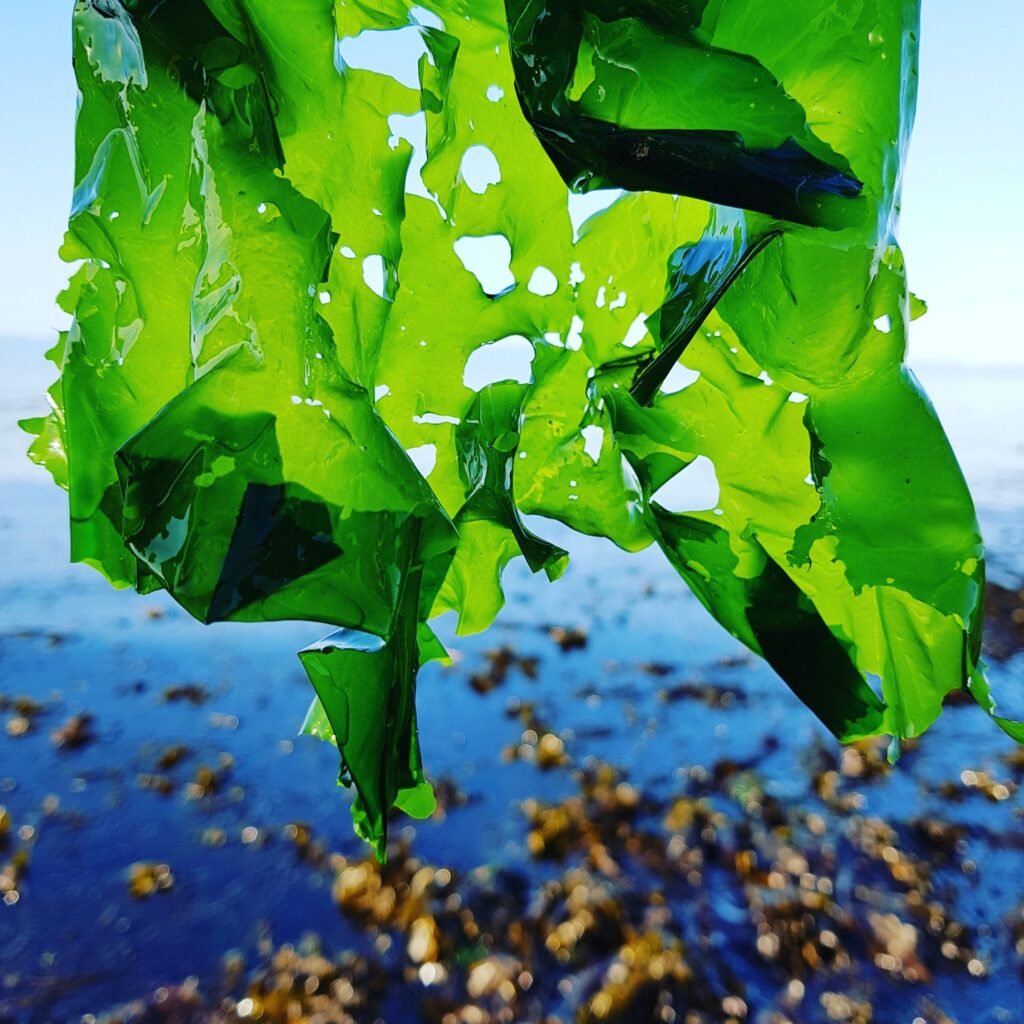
xmin=24 ymin=1 xmax=1020 ymax=858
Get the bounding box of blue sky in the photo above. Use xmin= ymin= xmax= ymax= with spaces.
xmin=2 ymin=1 xmax=1021 ymax=365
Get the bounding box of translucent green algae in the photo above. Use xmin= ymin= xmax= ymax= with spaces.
xmin=23 ymin=0 xmax=1022 ymax=857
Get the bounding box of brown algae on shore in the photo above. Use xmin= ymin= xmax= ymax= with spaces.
xmin=0 ymin=619 xmax=1020 ymax=1023
xmin=71 ymin=685 xmax=1018 ymax=1022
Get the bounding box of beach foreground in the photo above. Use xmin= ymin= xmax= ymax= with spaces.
xmin=1 ymin=344 xmax=1022 ymax=1023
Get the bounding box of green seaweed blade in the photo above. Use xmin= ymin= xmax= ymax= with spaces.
xmin=25 ymin=0 xmax=1020 ymax=856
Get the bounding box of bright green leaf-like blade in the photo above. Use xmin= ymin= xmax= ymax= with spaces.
xmin=27 ymin=0 xmax=1020 ymax=857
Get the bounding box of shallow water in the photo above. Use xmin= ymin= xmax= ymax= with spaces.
xmin=0 ymin=340 xmax=1021 ymax=1023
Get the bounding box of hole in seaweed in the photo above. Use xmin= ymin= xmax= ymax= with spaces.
xmin=453 ymin=234 xmax=515 ymax=296
xmin=581 ymin=425 xmax=604 ymax=462
xmin=463 ymin=335 xmax=534 ymax=391
xmin=652 ymin=456 xmax=720 ymax=513
xmin=413 ymin=412 xmax=461 ymax=425
xmin=659 ymin=363 xmax=700 ymax=395
xmin=336 ymin=27 xmax=429 ymax=90
xmin=568 ymin=189 xmax=623 ymax=242
xmin=460 ymin=145 xmax=501 ymax=195
xmin=566 ymin=315 xmax=584 ymax=351
xmin=362 ymin=254 xmax=396 ymax=301
xmin=409 ymin=5 xmax=444 ymax=30
xmin=406 ymin=443 xmax=437 ymax=478
xmin=527 ymin=267 xmax=558 ymax=297
xmin=866 ymin=671 xmax=884 ymax=702
xmin=622 ymin=314 xmax=649 ymax=348
xmin=389 ymin=112 xmax=446 ymax=216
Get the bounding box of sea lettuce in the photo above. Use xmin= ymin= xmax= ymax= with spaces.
xmin=24 ymin=0 xmax=1022 ymax=857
